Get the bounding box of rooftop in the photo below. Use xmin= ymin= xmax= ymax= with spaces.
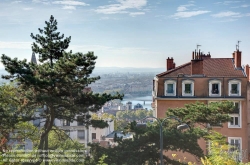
xmin=157 ymin=51 xmax=246 ymax=78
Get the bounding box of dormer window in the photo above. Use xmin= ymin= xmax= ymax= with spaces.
xmin=231 ymin=84 xmax=238 ymax=94
xmin=209 ymin=80 xmax=221 ymax=97
xmin=164 ymin=80 xmax=176 ymax=96
xmin=228 ymin=80 xmax=241 ymax=96
xmin=212 ymin=84 xmax=219 ymax=94
xmin=182 ymin=80 xmax=194 ymax=96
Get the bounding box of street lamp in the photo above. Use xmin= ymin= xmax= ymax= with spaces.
xmin=137 ymin=116 xmax=189 ymax=165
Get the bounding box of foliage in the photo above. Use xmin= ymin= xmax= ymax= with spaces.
xmin=87 ymin=101 xmax=235 ymax=165
xmin=97 ymin=155 xmax=108 ymax=165
xmin=1 ymin=15 xmax=123 ymax=165
xmin=116 ymin=109 xmax=153 ymax=130
xmin=0 ymin=84 xmax=25 ymax=153
xmin=166 ymin=101 xmax=234 ymax=127
xmin=186 ymin=131 xmax=250 ymax=165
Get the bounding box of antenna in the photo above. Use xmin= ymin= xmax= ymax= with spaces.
xmin=196 ymin=44 xmax=201 ymax=51
xmin=236 ymin=41 xmax=241 ymax=51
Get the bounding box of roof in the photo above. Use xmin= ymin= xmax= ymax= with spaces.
xmin=157 ymin=58 xmax=245 ymax=78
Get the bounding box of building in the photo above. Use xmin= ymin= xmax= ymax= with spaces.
xmin=134 ymin=103 xmax=143 ymax=110
xmin=126 ymin=101 xmax=132 ymax=110
xmin=152 ymin=48 xmax=250 ymax=162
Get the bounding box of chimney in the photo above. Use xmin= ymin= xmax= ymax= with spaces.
xmin=234 ymin=50 xmax=242 ymax=68
xmin=166 ymin=57 xmax=175 ymax=71
xmin=191 ymin=50 xmax=203 ymax=75
xmin=245 ymin=65 xmax=250 ymax=81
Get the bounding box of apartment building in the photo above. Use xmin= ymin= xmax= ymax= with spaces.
xmin=152 ymin=48 xmax=250 ymax=162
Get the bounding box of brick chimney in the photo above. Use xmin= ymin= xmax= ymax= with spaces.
xmin=191 ymin=49 xmax=203 ymax=75
xmin=245 ymin=65 xmax=250 ymax=81
xmin=233 ymin=50 xmax=242 ymax=68
xmin=166 ymin=57 xmax=175 ymax=71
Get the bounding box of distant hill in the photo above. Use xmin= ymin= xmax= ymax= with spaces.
xmin=0 ymin=67 xmax=166 ymax=83
xmin=93 ymin=67 xmax=165 ymax=74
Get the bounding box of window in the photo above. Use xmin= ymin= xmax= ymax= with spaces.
xmin=228 ymin=102 xmax=241 ymax=128
xmin=206 ymin=140 xmax=211 ymax=155
xmin=182 ymin=80 xmax=194 ymax=96
xmin=185 ymin=84 xmax=191 ymax=93
xmin=167 ymin=84 xmax=174 ymax=93
xmin=164 ymin=80 xmax=176 ymax=96
xmin=63 ymin=119 xmax=70 ymax=126
xmin=92 ymin=133 xmax=96 ymax=140
xmin=231 ymin=84 xmax=238 ymax=94
xmin=228 ymin=137 xmax=242 ymax=162
xmin=228 ymin=80 xmax=241 ymax=96
xmin=77 ymin=116 xmax=84 ymax=126
xmin=209 ymin=80 xmax=221 ymax=97
xmin=78 ymin=130 xmax=85 ymax=139
xmin=212 ymin=84 xmax=219 ymax=94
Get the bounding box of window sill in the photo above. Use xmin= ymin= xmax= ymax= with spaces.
xmin=182 ymin=94 xmax=194 ymax=97
xmin=229 ymin=94 xmax=241 ymax=97
xmin=165 ymin=94 xmax=176 ymax=96
xmin=209 ymin=94 xmax=221 ymax=97
xmin=228 ymin=125 xmax=241 ymax=128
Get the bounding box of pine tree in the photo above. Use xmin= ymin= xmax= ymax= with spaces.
xmin=1 ymin=15 xmax=123 ymax=165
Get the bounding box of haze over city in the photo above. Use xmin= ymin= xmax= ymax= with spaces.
xmin=0 ymin=0 xmax=250 ymax=69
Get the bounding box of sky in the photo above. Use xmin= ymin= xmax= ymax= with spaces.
xmin=0 ymin=0 xmax=250 ymax=69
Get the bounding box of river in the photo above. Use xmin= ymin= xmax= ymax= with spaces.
xmin=121 ymin=95 xmax=153 ymax=110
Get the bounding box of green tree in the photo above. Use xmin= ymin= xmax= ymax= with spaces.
xmin=115 ymin=109 xmax=153 ymax=130
xmin=87 ymin=101 xmax=235 ymax=165
xmin=0 ymin=84 xmax=26 ymax=153
xmin=1 ymin=15 xmax=122 ymax=165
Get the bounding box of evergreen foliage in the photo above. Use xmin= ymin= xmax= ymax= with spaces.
xmin=1 ymin=15 xmax=122 ymax=165
xmin=87 ymin=101 xmax=235 ymax=165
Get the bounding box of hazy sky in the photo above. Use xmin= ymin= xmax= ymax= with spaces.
xmin=0 ymin=0 xmax=250 ymax=69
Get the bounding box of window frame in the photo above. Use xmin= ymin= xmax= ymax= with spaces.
xmin=228 ymin=101 xmax=241 ymax=128
xmin=92 ymin=133 xmax=96 ymax=140
xmin=164 ymin=80 xmax=176 ymax=96
xmin=228 ymin=137 xmax=242 ymax=162
xmin=209 ymin=80 xmax=221 ymax=97
xmin=63 ymin=119 xmax=70 ymax=126
xmin=182 ymin=80 xmax=194 ymax=96
xmin=228 ymin=80 xmax=241 ymax=96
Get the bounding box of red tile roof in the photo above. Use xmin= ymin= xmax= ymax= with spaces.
xmin=157 ymin=58 xmax=245 ymax=77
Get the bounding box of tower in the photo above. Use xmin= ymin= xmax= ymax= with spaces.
xmin=31 ymin=52 xmax=37 ymax=64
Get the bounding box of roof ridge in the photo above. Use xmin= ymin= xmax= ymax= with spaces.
xmin=157 ymin=62 xmax=191 ymax=77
